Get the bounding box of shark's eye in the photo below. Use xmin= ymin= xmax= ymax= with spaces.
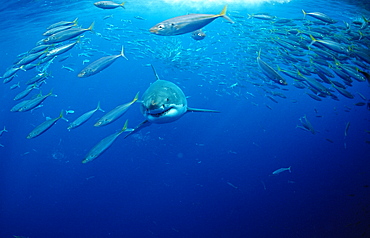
xmin=166 ymin=98 xmax=169 ymax=101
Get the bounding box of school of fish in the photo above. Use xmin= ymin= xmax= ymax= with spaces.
xmin=1 ymin=1 xmax=369 ymax=163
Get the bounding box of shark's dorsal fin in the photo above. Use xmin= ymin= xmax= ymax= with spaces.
xmin=187 ymin=107 xmax=220 ymax=113
xmin=124 ymin=120 xmax=151 ymax=139
xmin=150 ymin=64 xmax=160 ymax=81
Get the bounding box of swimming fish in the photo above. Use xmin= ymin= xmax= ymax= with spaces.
xmin=27 ymin=110 xmax=65 ymax=139
xmin=191 ymin=29 xmax=206 ymax=41
xmin=68 ymin=102 xmax=104 ymax=130
xmin=149 ymin=5 xmax=233 ymax=36
xmin=94 ymin=1 xmax=125 ymax=9
xmin=77 ymin=46 xmax=127 ymax=78
xmin=272 ymin=166 xmax=291 ymax=175
xmin=82 ymin=120 xmax=128 ymax=163
xmin=43 ymin=22 xmax=94 ymax=44
xmin=18 ymin=89 xmax=55 ymax=112
xmin=94 ymin=92 xmax=139 ymax=127
xmin=46 ymin=18 xmax=78 ymax=30
xmin=302 ymin=10 xmax=337 ymax=24
xmin=257 ymin=49 xmax=287 ymax=85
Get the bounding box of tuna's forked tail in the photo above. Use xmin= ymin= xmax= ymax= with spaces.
xmin=219 ymin=5 xmax=234 ymax=24
xmin=120 ymin=46 xmax=128 ymax=60
xmin=96 ymin=101 xmax=105 ymax=112
xmin=302 ymin=9 xmax=307 ymax=19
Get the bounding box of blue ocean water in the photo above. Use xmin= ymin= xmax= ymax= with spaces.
xmin=0 ymin=0 xmax=369 ymax=237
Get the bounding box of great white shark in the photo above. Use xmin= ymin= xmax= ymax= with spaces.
xmin=125 ymin=65 xmax=219 ymax=138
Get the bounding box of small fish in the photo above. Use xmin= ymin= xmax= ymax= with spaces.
xmin=257 ymin=49 xmax=287 ymax=85
xmin=345 ymin=122 xmax=350 ymax=137
xmin=46 ymin=18 xmax=78 ymax=30
xmin=77 ymin=46 xmax=127 ymax=78
xmin=61 ymin=65 xmax=75 ymax=72
xmin=10 ymin=82 xmax=20 ymax=90
xmin=149 ymin=5 xmax=233 ymax=36
xmin=272 ymin=166 xmax=291 ymax=175
xmin=302 ymin=10 xmax=337 ymax=24
xmin=248 ymin=13 xmax=276 ymax=20
xmin=309 ymin=35 xmax=349 ymax=55
xmin=27 ymin=110 xmax=65 ymax=139
xmin=191 ymin=29 xmax=206 ymax=41
xmin=297 ymin=115 xmax=315 ymax=134
xmin=46 ymin=40 xmax=79 ymax=57
xmin=18 ymin=89 xmax=56 ymax=112
xmin=94 ymin=1 xmax=125 ymax=9
xmin=43 ymin=22 xmax=94 ymax=44
xmin=13 ymin=83 xmax=38 ymax=101
xmin=65 ymin=110 xmax=75 ymax=114
xmin=226 ymin=182 xmax=238 ymax=189
xmin=94 ymin=92 xmax=139 ymax=127
xmin=82 ymin=120 xmax=129 ymax=163
xmin=43 ymin=24 xmax=76 ymax=36
xmin=68 ymin=102 xmax=104 ymax=130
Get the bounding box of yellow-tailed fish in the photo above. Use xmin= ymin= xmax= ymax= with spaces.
xmin=149 ymin=5 xmax=233 ymax=36
xmin=94 ymin=92 xmax=139 ymax=127
xmin=94 ymin=1 xmax=125 ymax=9
xmin=43 ymin=22 xmax=94 ymax=44
xmin=257 ymin=49 xmax=287 ymax=85
xmin=77 ymin=46 xmax=127 ymax=78
xmin=68 ymin=102 xmax=105 ymax=130
xmin=27 ymin=110 xmax=65 ymax=139
xmin=46 ymin=18 xmax=78 ymax=30
xmin=82 ymin=120 xmax=128 ymax=163
xmin=18 ymin=89 xmax=55 ymax=112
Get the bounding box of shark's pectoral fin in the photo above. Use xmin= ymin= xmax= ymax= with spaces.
xmin=124 ymin=120 xmax=151 ymax=139
xmin=187 ymin=107 xmax=220 ymax=113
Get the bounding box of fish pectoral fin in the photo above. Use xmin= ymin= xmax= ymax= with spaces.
xmin=124 ymin=120 xmax=151 ymax=139
xmin=187 ymin=107 xmax=220 ymax=113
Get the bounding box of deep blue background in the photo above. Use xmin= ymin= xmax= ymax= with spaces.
xmin=0 ymin=0 xmax=369 ymax=237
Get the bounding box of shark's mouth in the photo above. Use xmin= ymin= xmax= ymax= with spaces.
xmin=147 ymin=107 xmax=173 ymax=117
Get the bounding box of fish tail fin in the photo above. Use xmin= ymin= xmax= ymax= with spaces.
xmin=247 ymin=14 xmax=252 ymax=19
xmin=73 ymin=17 xmax=79 ymax=24
xmin=257 ymin=48 xmax=262 ymax=59
xmin=302 ymin=9 xmax=306 ymax=19
xmin=187 ymin=107 xmax=220 ymax=113
xmin=87 ymin=21 xmax=95 ymax=32
xmin=219 ymin=5 xmax=234 ymax=23
xmin=59 ymin=110 xmax=68 ymax=122
xmin=308 ymin=34 xmax=317 ymax=47
xmin=120 ymin=46 xmax=128 ymax=60
xmin=121 ymin=120 xmax=128 ymax=133
xmin=132 ymin=91 xmax=140 ymax=103
xmin=288 ymin=166 xmax=292 ymax=173
xmin=97 ymin=101 xmax=105 ymax=112
xmin=2 ymin=126 xmax=7 ymax=132
xmin=120 ymin=2 xmax=125 ymax=8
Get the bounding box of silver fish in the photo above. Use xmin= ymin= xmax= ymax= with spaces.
xmin=272 ymin=166 xmax=291 ymax=175
xmin=77 ymin=46 xmax=127 ymax=78
xmin=149 ymin=5 xmax=233 ymax=36
xmin=82 ymin=120 xmax=128 ymax=163
xmin=94 ymin=92 xmax=138 ymax=127
xmin=68 ymin=102 xmax=104 ymax=130
xmin=27 ymin=110 xmax=64 ymax=139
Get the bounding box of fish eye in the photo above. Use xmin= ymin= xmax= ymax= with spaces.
xmin=158 ymin=24 xmax=164 ymax=29
xmin=166 ymin=98 xmax=169 ymax=101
